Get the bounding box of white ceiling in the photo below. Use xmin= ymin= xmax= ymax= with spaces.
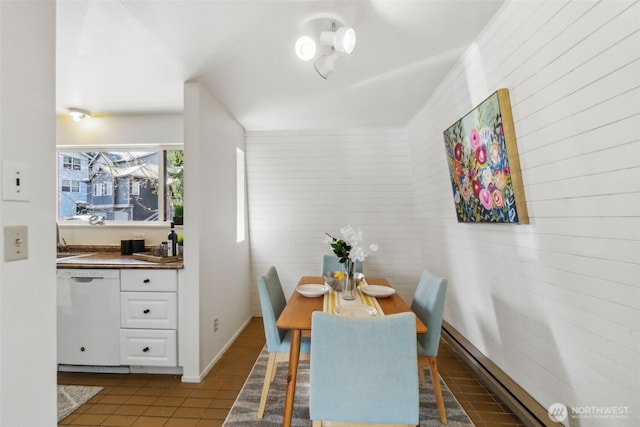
xmin=56 ymin=0 xmax=504 ymax=131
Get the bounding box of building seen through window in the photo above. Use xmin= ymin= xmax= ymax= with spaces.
xmin=57 ymin=150 xmax=183 ymax=223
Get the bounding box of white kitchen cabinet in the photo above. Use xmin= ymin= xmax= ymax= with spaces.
xmin=120 ymin=269 xmax=177 ymax=292
xmin=121 ymin=292 xmax=177 ymax=329
xmin=120 ymin=269 xmax=178 ymax=367
xmin=119 ymin=329 xmax=177 ymax=366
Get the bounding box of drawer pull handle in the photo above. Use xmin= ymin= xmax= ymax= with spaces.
xmin=143 ymin=279 xmax=151 ymax=284
xmin=142 ymin=347 xmax=150 ymax=353
xmin=143 ymin=309 xmax=150 ymax=314
xmin=80 ymin=346 xmax=85 ymax=352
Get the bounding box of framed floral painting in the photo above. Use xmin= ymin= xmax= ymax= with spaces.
xmin=443 ymin=89 xmax=528 ymax=223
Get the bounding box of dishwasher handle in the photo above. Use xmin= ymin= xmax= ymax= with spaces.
xmin=70 ymin=276 xmax=105 ymax=282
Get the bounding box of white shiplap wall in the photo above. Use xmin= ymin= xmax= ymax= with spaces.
xmin=407 ymin=1 xmax=639 ymax=425
xmin=246 ymin=129 xmax=424 ymax=314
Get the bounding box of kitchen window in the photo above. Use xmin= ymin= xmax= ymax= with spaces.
xmin=57 ymin=148 xmax=183 ymax=223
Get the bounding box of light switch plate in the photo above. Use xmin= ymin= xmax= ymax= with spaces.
xmin=2 ymin=160 xmax=30 ymax=201
xmin=4 ymin=225 xmax=28 ymax=261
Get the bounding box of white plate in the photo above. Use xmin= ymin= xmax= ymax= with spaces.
xmin=361 ymin=285 xmax=395 ymax=298
xmin=296 ymin=284 xmax=329 ymax=297
xmin=334 ymin=303 xmax=377 ymax=317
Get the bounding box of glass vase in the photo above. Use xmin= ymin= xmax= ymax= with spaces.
xmin=342 ymin=259 xmax=356 ymax=301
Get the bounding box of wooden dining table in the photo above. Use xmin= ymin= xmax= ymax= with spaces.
xmin=276 ymin=276 xmax=427 ymax=427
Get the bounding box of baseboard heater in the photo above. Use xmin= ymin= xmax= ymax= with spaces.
xmin=442 ymin=321 xmax=562 ymax=427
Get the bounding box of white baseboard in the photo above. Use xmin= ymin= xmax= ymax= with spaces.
xmin=58 ymin=364 xmax=130 ymax=374
xmin=189 ymin=315 xmax=253 ymax=383
xmin=58 ymin=364 xmax=183 ymax=375
xmin=129 ymin=365 xmax=183 ymax=375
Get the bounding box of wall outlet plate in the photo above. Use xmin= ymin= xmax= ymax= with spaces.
xmin=4 ymin=225 xmax=28 ymax=261
xmin=2 ymin=160 xmax=30 ymax=202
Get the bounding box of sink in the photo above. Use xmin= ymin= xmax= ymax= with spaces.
xmin=56 ymin=252 xmax=95 ymax=259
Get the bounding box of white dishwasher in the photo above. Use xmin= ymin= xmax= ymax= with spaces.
xmin=57 ymin=269 xmax=121 ymax=366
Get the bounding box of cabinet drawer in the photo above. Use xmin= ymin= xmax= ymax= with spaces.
xmin=120 ymin=329 xmax=177 ymax=367
xmin=121 ymin=270 xmax=177 ymax=292
xmin=121 ymin=292 xmax=177 ymax=329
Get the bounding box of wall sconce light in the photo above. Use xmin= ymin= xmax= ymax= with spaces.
xmin=68 ymin=108 xmax=91 ymax=121
xmin=294 ymin=14 xmax=356 ymax=78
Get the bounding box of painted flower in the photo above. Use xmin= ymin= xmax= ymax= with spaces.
xmin=492 ymin=189 xmax=505 ymax=209
xmin=460 ymin=182 xmax=473 ymax=201
xmin=454 ymin=143 xmax=463 ymax=161
xmin=472 ymin=180 xmax=483 ymax=197
xmin=481 ymin=168 xmax=493 ymax=187
xmin=453 ymin=159 xmax=463 ymax=177
xmin=476 ymin=145 xmax=487 ymax=164
xmin=479 ymin=189 xmax=493 ymax=210
xmin=469 ymin=128 xmax=481 ymax=150
xmin=494 ymin=171 xmax=507 ymax=190
xmin=454 ymin=190 xmax=461 ymax=204
xmin=490 ymin=143 xmax=500 ymax=165
xmin=480 ymin=127 xmax=492 ymax=145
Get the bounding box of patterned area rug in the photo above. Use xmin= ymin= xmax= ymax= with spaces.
xmin=57 ymin=385 xmax=103 ymax=422
xmin=223 ymin=347 xmax=474 ymax=426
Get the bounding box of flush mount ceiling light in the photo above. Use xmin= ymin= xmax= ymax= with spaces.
xmin=68 ymin=108 xmax=91 ymax=121
xmin=294 ymin=13 xmax=356 ymax=78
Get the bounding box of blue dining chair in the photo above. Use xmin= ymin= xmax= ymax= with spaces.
xmin=321 ymin=254 xmax=363 ymax=274
xmin=256 ymin=266 xmax=310 ymax=418
xmin=309 ymin=311 xmax=419 ymax=426
xmin=411 ymin=270 xmax=448 ymax=424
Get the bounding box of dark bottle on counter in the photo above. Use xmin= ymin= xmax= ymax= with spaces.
xmin=168 ymin=222 xmax=178 ymax=257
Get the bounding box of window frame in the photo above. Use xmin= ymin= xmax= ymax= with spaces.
xmin=56 ymin=144 xmax=183 ymax=226
xmin=61 ymin=179 xmax=81 ymax=193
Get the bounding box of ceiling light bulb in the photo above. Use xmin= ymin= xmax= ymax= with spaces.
xmin=334 ymin=27 xmax=356 ymax=54
xmin=68 ymin=108 xmax=91 ymax=121
xmin=295 ymin=36 xmax=317 ymax=61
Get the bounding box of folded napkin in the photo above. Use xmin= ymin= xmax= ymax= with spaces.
xmin=323 ymin=279 xmax=384 ymax=316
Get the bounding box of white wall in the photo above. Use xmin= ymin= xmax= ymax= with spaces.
xmin=56 ymin=113 xmax=182 ymax=147
xmin=183 ymin=82 xmax=251 ymax=380
xmin=246 ymin=129 xmax=423 ymax=314
xmin=406 ymin=1 xmax=639 ymax=425
xmin=0 ymin=1 xmax=57 ymax=425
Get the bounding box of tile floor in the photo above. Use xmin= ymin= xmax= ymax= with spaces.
xmin=58 ymin=317 xmax=524 ymax=426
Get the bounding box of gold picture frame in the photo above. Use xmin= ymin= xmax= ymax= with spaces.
xmin=443 ymin=89 xmax=528 ymax=223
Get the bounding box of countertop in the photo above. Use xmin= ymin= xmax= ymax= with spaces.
xmin=57 ymin=246 xmax=184 ymax=269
